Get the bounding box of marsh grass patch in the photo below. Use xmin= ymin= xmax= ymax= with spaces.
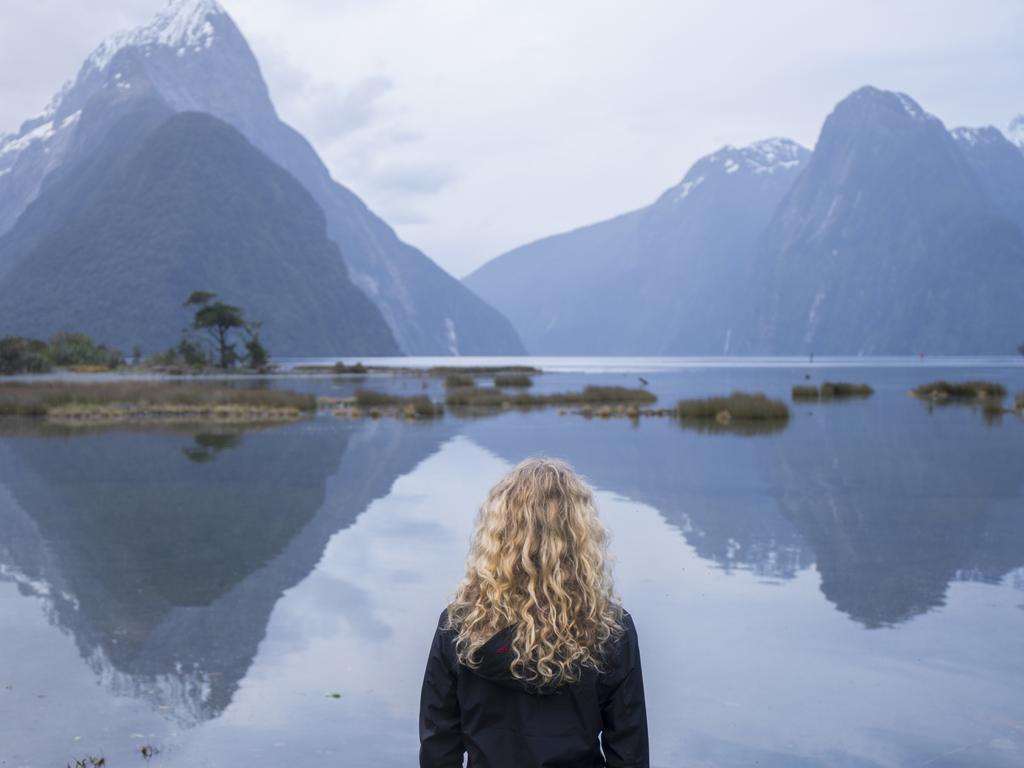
xmin=675 ymin=391 xmax=790 ymax=432
xmin=0 ymin=381 xmax=316 ymax=421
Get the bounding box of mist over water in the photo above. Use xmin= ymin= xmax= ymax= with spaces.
xmin=1 ymin=359 xmax=1023 ymax=767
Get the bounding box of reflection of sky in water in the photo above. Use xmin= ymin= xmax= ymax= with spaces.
xmin=1 ymin=363 xmax=1023 ymax=767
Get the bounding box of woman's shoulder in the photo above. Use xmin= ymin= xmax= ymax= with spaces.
xmin=600 ymin=608 xmax=639 ymax=670
xmin=614 ymin=606 xmax=639 ymax=642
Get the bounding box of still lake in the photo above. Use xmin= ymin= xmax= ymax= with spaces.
xmin=1 ymin=357 xmax=1023 ymax=767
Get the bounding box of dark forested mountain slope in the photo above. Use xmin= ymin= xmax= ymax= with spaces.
xmin=0 ymin=109 xmax=398 ymax=356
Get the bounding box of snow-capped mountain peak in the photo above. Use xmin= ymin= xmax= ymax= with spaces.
xmin=85 ymin=0 xmax=225 ymax=75
xmin=663 ymin=138 xmax=809 ymax=204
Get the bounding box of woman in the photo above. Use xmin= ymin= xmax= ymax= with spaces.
xmin=419 ymin=457 xmax=649 ymax=768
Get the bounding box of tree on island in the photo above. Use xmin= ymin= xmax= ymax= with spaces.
xmin=183 ymin=291 xmax=268 ymax=370
xmin=244 ymin=320 xmax=269 ymax=369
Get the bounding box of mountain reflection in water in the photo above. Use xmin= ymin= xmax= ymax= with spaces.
xmin=0 ymin=367 xmax=1022 ymax=766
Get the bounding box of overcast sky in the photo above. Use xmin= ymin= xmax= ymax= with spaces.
xmin=1 ymin=0 xmax=1022 ymax=277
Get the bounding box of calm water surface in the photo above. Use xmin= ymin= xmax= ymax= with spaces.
xmin=1 ymin=358 xmax=1023 ymax=767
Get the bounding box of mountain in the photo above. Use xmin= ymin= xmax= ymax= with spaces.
xmin=464 ymin=139 xmax=809 ymax=354
xmin=952 ymin=125 xmax=1024 ymax=233
xmin=0 ymin=0 xmax=524 ymax=355
xmin=1008 ymin=115 xmax=1024 ymax=150
xmin=747 ymin=86 xmax=1024 ymax=355
xmin=0 ymin=107 xmax=399 ymax=356
xmin=0 ymin=417 xmax=455 ymax=724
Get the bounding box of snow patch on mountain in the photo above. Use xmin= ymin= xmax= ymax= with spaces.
xmin=671 ymin=175 xmax=705 ymax=203
xmin=663 ymin=138 xmax=808 ymax=206
xmin=950 ymin=125 xmax=1005 ymax=148
xmin=0 ymin=121 xmax=56 ymax=157
xmin=896 ymin=92 xmax=928 ymax=120
xmin=84 ymin=0 xmax=223 ymax=76
xmin=0 ymin=111 xmax=81 ymax=163
xmin=739 ymin=138 xmax=808 ymax=174
xmin=1008 ymin=115 xmax=1024 ymax=150
xmin=445 ymin=318 xmax=459 ymax=355
xmin=706 ymin=138 xmax=808 ymax=176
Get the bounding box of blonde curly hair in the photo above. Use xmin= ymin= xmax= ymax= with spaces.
xmin=447 ymin=456 xmax=623 ymax=688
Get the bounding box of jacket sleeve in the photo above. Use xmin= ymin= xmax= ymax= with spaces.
xmin=419 ymin=610 xmax=464 ymax=768
xmin=600 ymin=611 xmax=650 ymax=768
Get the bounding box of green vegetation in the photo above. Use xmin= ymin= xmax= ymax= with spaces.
xmin=350 ymin=389 xmax=443 ymax=418
xmin=0 ymin=381 xmax=315 ymax=421
xmin=911 ymin=380 xmax=1007 ymax=401
xmin=792 ymin=385 xmax=820 ymax=402
xmin=676 ymin=392 xmax=790 ymax=424
xmin=333 ymin=361 xmax=368 ymax=374
xmin=446 ymin=384 xmax=656 ymax=409
xmin=493 ymin=374 xmax=533 ymax=388
xmin=445 ymin=386 xmax=506 ymax=407
xmin=444 ymin=374 xmax=476 ymax=389
xmin=980 ymin=398 xmax=1008 ymax=425
xmin=0 ymin=332 xmax=123 ymax=375
xmin=820 ymin=381 xmax=873 ymax=398
xmin=1017 ymin=392 xmax=1024 ymax=411
xmin=425 ymin=365 xmax=540 ymax=375
xmin=793 ymin=381 xmax=874 ymax=401
xmin=183 ymin=290 xmax=268 ymax=369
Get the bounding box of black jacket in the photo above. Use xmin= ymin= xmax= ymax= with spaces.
xmin=418 ymin=608 xmax=649 ymax=768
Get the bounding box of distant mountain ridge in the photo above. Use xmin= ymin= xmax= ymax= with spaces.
xmin=467 ymin=86 xmax=1024 ymax=355
xmin=747 ymin=86 xmax=1024 ymax=354
xmin=464 ymin=139 xmax=810 ymax=354
xmin=0 ymin=0 xmax=524 ymax=355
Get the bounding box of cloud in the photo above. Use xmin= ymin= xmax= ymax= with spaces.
xmin=371 ymin=164 xmax=455 ymax=196
xmin=258 ymin=47 xmax=395 ymax=146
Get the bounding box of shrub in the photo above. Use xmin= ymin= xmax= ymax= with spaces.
xmin=444 ymin=375 xmax=476 ymax=389
xmin=426 ymin=365 xmax=539 ymax=375
xmin=504 ymin=386 xmax=656 ymax=408
xmin=353 ymin=389 xmax=402 ymax=407
xmin=445 ymin=386 xmax=505 ymax=407
xmin=353 ymin=388 xmax=442 ymax=417
xmin=332 ymin=361 xmax=367 ymax=374
xmin=494 ymin=374 xmax=533 ymax=388
xmin=676 ymin=391 xmax=790 ymax=422
xmin=820 ymin=381 xmax=873 ymax=398
xmin=0 ymin=381 xmax=316 ymax=417
xmin=792 ymin=385 xmax=820 ymax=401
xmin=46 ymin=331 xmax=122 ymax=369
xmin=911 ymin=380 xmax=1006 ymax=401
xmin=0 ymin=336 xmax=52 ymax=375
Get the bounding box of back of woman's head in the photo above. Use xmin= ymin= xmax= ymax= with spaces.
xmin=448 ymin=456 xmax=623 ymax=688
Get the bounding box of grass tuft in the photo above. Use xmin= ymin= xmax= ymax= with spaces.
xmin=444 ymin=375 xmax=476 ymax=389
xmin=676 ymin=391 xmax=790 ymax=423
xmin=493 ymin=374 xmax=533 ymax=388
xmin=352 ymin=389 xmax=442 ymax=418
xmin=0 ymin=381 xmax=315 ymax=419
xmin=911 ymin=380 xmax=1006 ymax=401
xmin=820 ymin=381 xmax=874 ymax=398
xmin=792 ymin=385 xmax=820 ymax=401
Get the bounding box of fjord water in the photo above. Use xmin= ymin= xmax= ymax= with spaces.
xmin=1 ymin=359 xmax=1023 ymax=767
